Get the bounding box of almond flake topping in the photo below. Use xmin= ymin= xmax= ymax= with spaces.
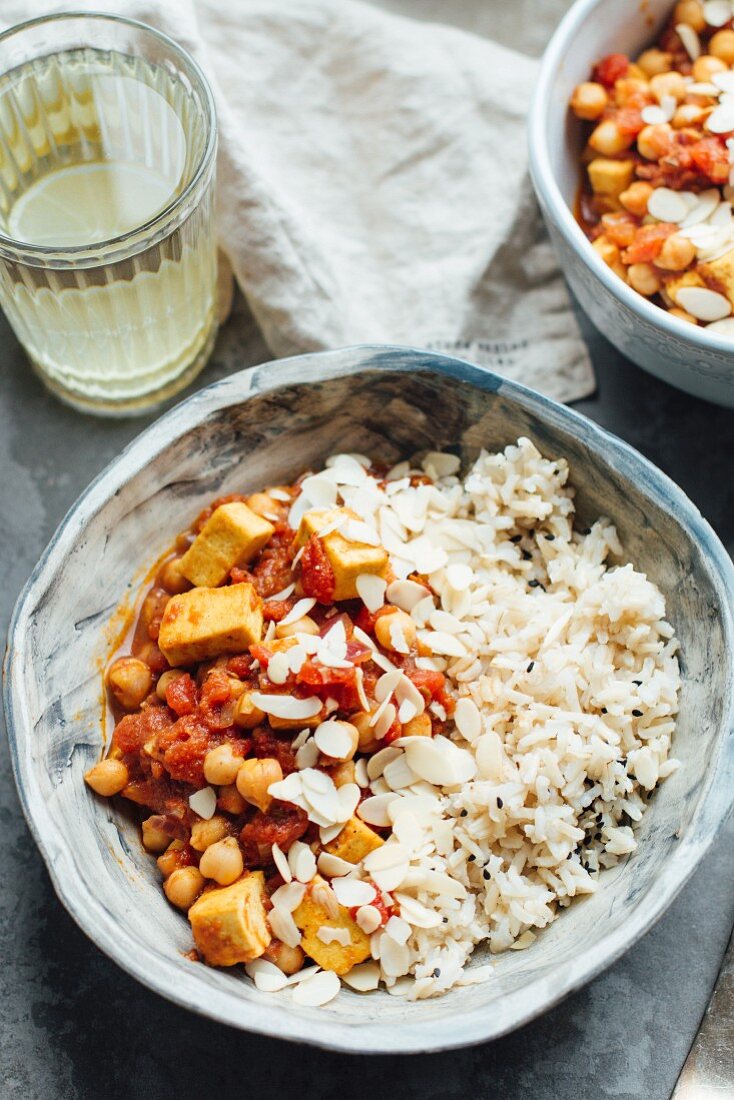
xmin=703 ymin=0 xmax=734 ymax=27
xmin=188 ymin=786 xmax=216 ymax=820
xmin=251 ymin=692 xmax=322 ymax=720
xmin=355 ymin=572 xmax=386 ymax=612
xmin=291 ymin=969 xmax=341 ymax=1006
xmin=331 ymin=877 xmax=377 ymax=907
xmin=341 ymin=962 xmax=381 ymax=991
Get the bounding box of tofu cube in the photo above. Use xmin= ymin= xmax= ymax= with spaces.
xmin=188 ymin=871 xmax=271 ymax=966
xmin=158 ymin=582 xmax=263 ymax=666
xmin=698 ymin=248 xmax=734 ymax=306
xmin=293 ymin=876 xmax=371 ymax=975
xmin=295 ymin=508 xmax=388 ymax=601
xmin=587 ymin=158 xmax=635 ymax=199
xmin=324 ymin=817 xmax=384 ymax=864
xmin=180 ymin=503 xmax=274 ymax=588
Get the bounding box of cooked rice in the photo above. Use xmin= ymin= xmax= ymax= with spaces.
xmin=288 ymin=438 xmax=681 ymax=1001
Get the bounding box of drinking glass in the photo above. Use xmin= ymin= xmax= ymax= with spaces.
xmin=0 ymin=13 xmax=218 ymax=414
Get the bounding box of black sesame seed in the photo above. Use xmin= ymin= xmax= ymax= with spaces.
xmin=522 ymin=550 xmax=532 ymax=561
xmin=632 ymin=709 xmax=643 ymax=717
xmin=528 ymin=579 xmax=540 ymax=588
xmin=594 ymin=832 xmax=602 ymax=841
xmin=510 ymin=535 xmax=522 ymax=544
xmin=566 ymin=852 xmax=573 ymax=860
xmin=496 ymin=796 xmax=504 ymax=808
xmin=544 ymin=533 xmax=556 ymax=541
xmin=483 ymin=869 xmax=490 ymax=880
xmin=596 ymin=813 xmax=603 ymax=823
xmin=527 ymin=661 xmax=535 ymax=673
xmin=632 ymin=680 xmax=642 ymax=686
xmin=468 ymin=854 xmax=476 ymax=862
xmin=460 ymin=809 xmax=468 ymax=817
xmin=581 ymin=527 xmax=592 ymax=535
xmin=601 ymin=707 xmax=608 ymax=714
xmin=432 ymin=968 xmax=441 ymax=978
xmin=443 ymin=916 xmax=449 ymax=923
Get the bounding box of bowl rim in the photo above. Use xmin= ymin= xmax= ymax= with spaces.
xmin=4 ymin=344 xmax=734 ymax=1053
xmin=528 ymin=0 xmax=734 ymax=362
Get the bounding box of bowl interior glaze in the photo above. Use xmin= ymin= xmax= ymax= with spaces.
xmin=5 ymin=347 xmax=734 ymax=1052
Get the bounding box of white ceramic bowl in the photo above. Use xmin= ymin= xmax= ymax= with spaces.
xmin=529 ymin=0 xmax=734 ymax=408
xmin=4 ymin=347 xmax=734 ymax=1052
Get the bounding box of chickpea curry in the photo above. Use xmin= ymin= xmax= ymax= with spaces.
xmin=571 ymin=0 xmax=734 ymax=331
xmin=85 ymin=463 xmax=453 ymax=997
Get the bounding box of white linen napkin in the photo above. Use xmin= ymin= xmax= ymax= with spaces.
xmin=4 ymin=0 xmax=594 ymax=401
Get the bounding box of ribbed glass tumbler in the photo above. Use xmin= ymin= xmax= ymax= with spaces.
xmin=0 ymin=13 xmax=218 ymax=414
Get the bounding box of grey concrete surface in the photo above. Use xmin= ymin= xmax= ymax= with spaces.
xmin=1 ymin=1 xmax=733 ymax=1094
xmin=1 ymin=290 xmax=733 ymax=1100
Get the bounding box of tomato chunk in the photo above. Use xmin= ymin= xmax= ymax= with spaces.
xmin=300 ymin=535 xmax=336 ymax=604
xmin=593 ymin=53 xmax=629 ymax=88
xmin=621 ymin=222 xmax=676 ymax=264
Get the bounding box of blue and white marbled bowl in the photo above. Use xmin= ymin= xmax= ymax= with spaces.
xmin=529 ymin=0 xmax=734 ymax=408
xmin=4 ymin=346 xmax=734 ymax=1052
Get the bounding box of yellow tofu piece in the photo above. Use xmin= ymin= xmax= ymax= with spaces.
xmin=293 ymin=877 xmax=371 ymax=975
xmin=698 ymin=248 xmax=734 ymax=306
xmin=188 ymin=871 xmax=271 ymax=966
xmin=158 ymin=582 xmax=263 ymax=666
xmin=180 ymin=503 xmax=274 ymax=588
xmin=587 ymin=158 xmax=635 ymax=199
xmin=295 ymin=508 xmax=388 ymax=601
xmin=325 ymin=817 xmax=384 ymax=864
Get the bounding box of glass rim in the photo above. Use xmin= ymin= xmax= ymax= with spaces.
xmin=0 ymin=10 xmax=217 ymax=265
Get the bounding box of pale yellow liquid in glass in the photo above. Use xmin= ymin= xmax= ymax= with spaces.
xmin=0 ymin=49 xmax=217 ymax=411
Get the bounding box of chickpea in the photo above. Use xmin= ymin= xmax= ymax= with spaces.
xmin=673 ymin=103 xmax=710 ymax=129
xmin=709 ymin=29 xmax=734 ymax=65
xmin=141 ymin=817 xmax=171 ymax=852
xmin=190 ymin=814 xmax=230 ymax=852
xmin=204 ymin=743 xmax=242 ymax=786
xmin=227 ymin=677 xmax=246 ymax=701
xmin=157 ymin=839 xmax=185 ymax=878
xmin=650 ymin=71 xmax=687 ymax=104
xmin=84 ymin=758 xmax=129 ymax=797
xmin=199 ymin=836 xmax=244 ymax=885
xmin=669 ymin=306 xmax=698 ymax=324
xmin=263 ymin=940 xmax=305 ymax=975
xmin=403 ymin=713 xmax=432 ymax=738
xmin=627 ymin=263 xmax=662 ymax=297
xmin=637 ymin=122 xmax=673 ymax=161
xmin=160 ymin=557 xmax=191 ymax=595
xmin=626 ymin=63 xmax=649 ymax=82
xmin=693 ymin=55 xmax=727 ymax=82
xmin=375 ymin=608 xmax=417 ymax=652
xmin=570 ymin=81 xmax=608 ymax=120
xmin=614 ymin=77 xmax=651 ymax=106
xmin=156 ymin=668 xmax=185 ymax=701
xmin=275 ymin=614 xmax=320 ymax=639
xmin=246 ymin=492 xmax=278 ymax=518
xmin=620 ymin=181 xmax=653 ymax=217
xmin=592 ymin=236 xmax=628 ymax=281
xmin=636 ymin=49 xmax=673 ymax=78
xmin=589 ymin=119 xmax=634 ymax=157
xmin=163 ymin=866 xmax=205 ymax=910
xmin=233 ymin=691 xmax=266 ymax=729
xmin=352 ymin=710 xmax=379 ymax=753
xmin=655 ymin=234 xmax=696 ymax=271
xmin=330 ymin=760 xmax=356 ymax=788
xmin=218 ymin=783 xmax=247 ymax=815
xmin=106 ymin=656 xmax=153 ymax=711
xmin=674 ymin=0 xmax=705 ymax=32
xmin=236 ymin=757 xmax=283 ymax=812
